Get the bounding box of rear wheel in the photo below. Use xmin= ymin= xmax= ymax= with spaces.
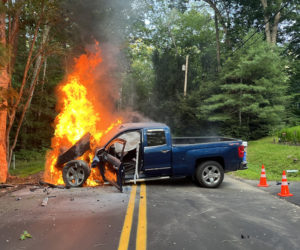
xmin=62 ymin=160 xmax=91 ymax=187
xmin=196 ymin=161 xmax=224 ymax=188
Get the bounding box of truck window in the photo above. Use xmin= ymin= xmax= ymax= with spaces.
xmin=146 ymin=130 xmax=166 ymax=147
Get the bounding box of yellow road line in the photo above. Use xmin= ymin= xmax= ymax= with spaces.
xmin=136 ymin=183 xmax=147 ymax=250
xmin=118 ymin=185 xmax=137 ymax=250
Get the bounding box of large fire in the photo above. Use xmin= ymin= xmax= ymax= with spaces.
xmin=44 ymin=43 xmax=121 ymax=186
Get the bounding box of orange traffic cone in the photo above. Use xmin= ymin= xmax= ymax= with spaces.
xmin=257 ymin=165 xmax=269 ymax=187
xmin=278 ymin=170 xmax=293 ymax=197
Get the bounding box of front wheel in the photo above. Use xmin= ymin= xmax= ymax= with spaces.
xmin=62 ymin=160 xmax=91 ymax=187
xmin=195 ymin=161 xmax=224 ymax=188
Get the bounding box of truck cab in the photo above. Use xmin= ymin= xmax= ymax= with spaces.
xmin=91 ymin=123 xmax=247 ymax=192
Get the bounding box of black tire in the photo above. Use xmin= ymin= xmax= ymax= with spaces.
xmin=195 ymin=161 xmax=224 ymax=188
xmin=62 ymin=160 xmax=91 ymax=187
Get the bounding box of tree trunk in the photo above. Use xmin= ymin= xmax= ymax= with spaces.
xmin=38 ymin=57 xmax=47 ymax=118
xmin=8 ymin=3 xmax=21 ymax=85
xmin=0 ymin=7 xmax=9 ymax=183
xmin=271 ymin=11 xmax=281 ymax=44
xmin=8 ymin=25 xmax=50 ymax=168
xmin=260 ymin=0 xmax=271 ymax=43
xmin=261 ymin=0 xmax=281 ymax=45
xmin=203 ymin=0 xmax=228 ymax=43
xmin=214 ymin=11 xmax=221 ymax=72
xmin=6 ymin=18 xmax=41 ymax=163
xmin=28 ymin=25 xmax=50 ymax=108
xmin=8 ymin=57 xmax=44 ymax=167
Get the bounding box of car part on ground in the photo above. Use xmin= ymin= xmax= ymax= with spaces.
xmin=62 ymin=160 xmax=91 ymax=187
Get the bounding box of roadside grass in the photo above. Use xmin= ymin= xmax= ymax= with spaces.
xmin=9 ymin=149 xmax=46 ymax=177
xmin=233 ymin=137 xmax=300 ymax=181
xmin=278 ymin=125 xmax=300 ymax=144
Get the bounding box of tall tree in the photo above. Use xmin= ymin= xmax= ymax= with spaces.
xmin=200 ymin=33 xmax=289 ymax=139
xmin=260 ymin=0 xmax=282 ymax=44
xmin=0 ymin=0 xmax=9 ymax=183
xmin=0 ymin=0 xmax=67 ymax=182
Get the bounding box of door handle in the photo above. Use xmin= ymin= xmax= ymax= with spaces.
xmin=161 ymin=150 xmax=170 ymax=153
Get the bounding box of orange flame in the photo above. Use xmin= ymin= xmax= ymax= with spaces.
xmin=44 ymin=43 xmax=121 ymax=186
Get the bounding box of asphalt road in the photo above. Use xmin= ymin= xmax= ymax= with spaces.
xmin=0 ymin=175 xmax=299 ymax=250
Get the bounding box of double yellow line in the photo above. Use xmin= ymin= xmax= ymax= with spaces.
xmin=118 ymin=184 xmax=147 ymax=250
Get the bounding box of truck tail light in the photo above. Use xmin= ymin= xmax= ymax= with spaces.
xmin=238 ymin=145 xmax=244 ymax=158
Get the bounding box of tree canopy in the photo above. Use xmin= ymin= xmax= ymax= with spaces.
xmin=0 ymin=0 xmax=299 ymax=182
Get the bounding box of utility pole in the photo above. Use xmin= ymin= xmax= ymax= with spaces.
xmin=183 ymin=55 xmax=189 ymax=97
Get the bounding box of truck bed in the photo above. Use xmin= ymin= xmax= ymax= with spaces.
xmin=172 ymin=136 xmax=239 ymax=145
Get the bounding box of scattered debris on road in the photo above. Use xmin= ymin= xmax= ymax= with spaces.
xmin=0 ymin=184 xmax=15 ymax=188
xmin=41 ymin=197 xmax=48 ymax=207
xmin=20 ymin=231 xmax=32 ymax=240
xmin=39 ymin=180 xmax=65 ymax=189
xmin=30 ymin=186 xmax=43 ymax=192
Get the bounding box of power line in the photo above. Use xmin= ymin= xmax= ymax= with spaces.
xmin=230 ymin=1 xmax=290 ymax=56
xmin=234 ymin=4 xmax=297 ymax=56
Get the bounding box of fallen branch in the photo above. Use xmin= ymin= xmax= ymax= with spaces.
xmin=0 ymin=184 xmax=15 ymax=188
xmin=39 ymin=180 xmax=65 ymax=189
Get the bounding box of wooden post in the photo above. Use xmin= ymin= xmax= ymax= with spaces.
xmin=184 ymin=55 xmax=189 ymax=97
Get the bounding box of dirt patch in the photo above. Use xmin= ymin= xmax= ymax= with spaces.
xmin=0 ymin=172 xmax=44 ymax=197
xmin=6 ymin=172 xmax=43 ymax=185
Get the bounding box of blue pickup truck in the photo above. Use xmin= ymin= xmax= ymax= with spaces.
xmin=60 ymin=122 xmax=247 ymax=191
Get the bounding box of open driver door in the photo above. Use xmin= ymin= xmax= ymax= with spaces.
xmin=96 ymin=138 xmax=126 ymax=192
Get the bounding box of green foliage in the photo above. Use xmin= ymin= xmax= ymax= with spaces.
xmin=122 ymin=39 xmax=155 ymax=113
xmin=200 ymin=33 xmax=289 ymax=139
xmin=3 ymin=0 xmax=299 ymax=159
xmin=9 ymin=160 xmax=44 ymax=177
xmin=14 ymin=148 xmax=46 ymax=162
xmin=278 ymin=126 xmax=300 ymax=144
xmin=233 ymin=137 xmax=300 ymax=181
xmin=9 ymin=149 xmax=45 ymax=177
xmin=123 ymin=7 xmax=221 ymax=135
xmin=286 ymin=58 xmax=300 ymax=123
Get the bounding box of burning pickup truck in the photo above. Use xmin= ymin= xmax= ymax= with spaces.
xmin=55 ymin=122 xmax=247 ymax=191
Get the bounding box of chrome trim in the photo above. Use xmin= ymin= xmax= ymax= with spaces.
xmin=147 ymin=129 xmax=165 ymax=132
xmin=125 ymin=176 xmax=170 ymax=183
xmin=144 ymin=144 xmax=167 ymax=149
xmin=144 ymin=167 xmax=171 ymax=171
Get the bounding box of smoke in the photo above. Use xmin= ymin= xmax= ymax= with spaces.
xmin=61 ymin=0 xmax=152 ymax=123
xmin=121 ymin=109 xmax=154 ymax=123
xmin=62 ymin=0 xmax=135 ymax=46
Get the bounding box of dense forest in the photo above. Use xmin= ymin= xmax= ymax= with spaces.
xmin=0 ymin=0 xmax=299 ymax=182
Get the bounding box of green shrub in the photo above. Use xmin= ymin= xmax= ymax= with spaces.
xmin=233 ymin=137 xmax=300 ymax=181
xmin=14 ymin=148 xmax=47 ymax=162
xmin=9 ymin=149 xmax=47 ymax=177
xmin=278 ymin=126 xmax=300 ymax=144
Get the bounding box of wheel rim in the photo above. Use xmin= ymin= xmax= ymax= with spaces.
xmin=66 ymin=163 xmax=85 ymax=187
xmin=202 ymin=165 xmax=221 ymax=186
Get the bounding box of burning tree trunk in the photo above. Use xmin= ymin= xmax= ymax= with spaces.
xmin=0 ymin=3 xmax=9 ymax=183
